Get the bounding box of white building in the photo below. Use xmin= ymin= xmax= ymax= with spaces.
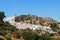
xmin=4 ymin=15 xmax=16 ymax=25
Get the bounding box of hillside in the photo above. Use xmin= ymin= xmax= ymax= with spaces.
xmin=15 ymin=14 xmax=57 ymax=26
xmin=15 ymin=14 xmax=60 ymax=31
xmin=0 ymin=12 xmax=60 ymax=40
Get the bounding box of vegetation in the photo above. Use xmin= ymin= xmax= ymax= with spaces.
xmin=0 ymin=12 xmax=17 ymax=40
xmin=15 ymin=14 xmax=43 ymax=24
xmin=16 ymin=29 xmax=55 ymax=40
xmin=15 ymin=14 xmax=58 ymax=25
xmin=0 ymin=12 xmax=60 ymax=40
xmin=6 ymin=36 xmax=11 ymax=40
xmin=0 ymin=12 xmax=5 ymax=22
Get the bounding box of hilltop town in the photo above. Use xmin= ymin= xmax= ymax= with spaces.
xmin=4 ymin=14 xmax=59 ymax=33
xmin=0 ymin=12 xmax=60 ymax=40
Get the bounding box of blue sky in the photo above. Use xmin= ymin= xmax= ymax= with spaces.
xmin=0 ymin=0 xmax=60 ymax=22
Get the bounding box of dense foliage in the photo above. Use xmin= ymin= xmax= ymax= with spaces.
xmin=0 ymin=12 xmax=17 ymax=40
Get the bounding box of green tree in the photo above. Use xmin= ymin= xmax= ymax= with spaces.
xmin=50 ymin=22 xmax=59 ymax=31
xmin=4 ymin=22 xmax=17 ymax=32
xmin=0 ymin=12 xmax=5 ymax=22
xmin=22 ymin=30 xmax=36 ymax=40
xmin=6 ymin=36 xmax=11 ymax=40
xmin=40 ymin=33 xmax=51 ymax=40
xmin=0 ymin=12 xmax=5 ymax=26
xmin=0 ymin=30 xmax=7 ymax=36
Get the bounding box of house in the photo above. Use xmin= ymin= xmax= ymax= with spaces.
xmin=57 ymin=22 xmax=60 ymax=28
xmin=4 ymin=15 xmax=16 ymax=25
